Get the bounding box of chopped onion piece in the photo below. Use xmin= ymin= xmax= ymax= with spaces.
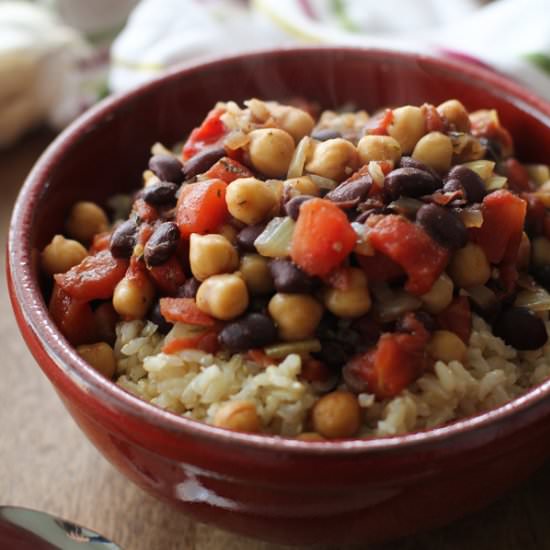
xmin=287 ymin=136 xmax=314 ymax=179
xmin=388 ymin=197 xmax=423 ymax=217
xmin=374 ymin=289 xmax=422 ymax=323
xmin=485 ymin=175 xmax=508 ymax=191
xmin=462 ymin=160 xmax=495 ymax=182
xmin=309 ymin=174 xmax=338 ymax=191
xmin=368 ymin=161 xmax=385 ymax=188
xmin=264 ymin=339 xmax=321 ymax=359
xmin=164 ymin=322 xmax=207 ymax=347
xmin=254 ymin=216 xmax=296 ymax=257
xmin=458 ymin=207 xmax=484 ymax=228
xmin=449 ymin=132 xmax=486 ymax=163
xmin=526 ymin=164 xmax=550 ymax=186
xmin=151 ymin=142 xmax=175 ymax=157
xmin=534 ymin=190 xmax=550 ymax=208
xmin=515 ymin=287 xmax=550 ymax=312
xmin=352 ymin=222 xmax=375 ymax=256
xmin=224 ymin=130 xmax=250 ymax=151
xmin=244 ymin=98 xmax=270 ymax=121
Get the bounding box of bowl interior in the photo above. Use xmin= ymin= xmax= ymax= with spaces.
xmin=11 ymin=47 xmax=550 ymax=450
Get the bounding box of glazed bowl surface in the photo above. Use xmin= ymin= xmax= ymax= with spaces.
xmin=8 ymin=47 xmax=550 ymax=545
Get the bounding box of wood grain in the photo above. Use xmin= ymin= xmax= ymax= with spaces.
xmin=1 ymin=130 xmax=550 ymax=550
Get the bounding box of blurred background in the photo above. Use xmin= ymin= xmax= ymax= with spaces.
xmin=1 ymin=0 xmax=549 ymax=149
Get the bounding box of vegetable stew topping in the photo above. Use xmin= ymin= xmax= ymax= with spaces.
xmin=42 ymin=97 xmax=550 ymax=415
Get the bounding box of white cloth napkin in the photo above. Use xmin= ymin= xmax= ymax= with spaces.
xmin=110 ymin=0 xmax=550 ymax=103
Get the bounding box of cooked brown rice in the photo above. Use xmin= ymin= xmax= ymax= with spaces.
xmin=116 ymin=314 xmax=550 ymax=437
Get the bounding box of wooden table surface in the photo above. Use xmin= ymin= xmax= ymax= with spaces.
xmin=2 ymin=130 xmax=550 ymax=550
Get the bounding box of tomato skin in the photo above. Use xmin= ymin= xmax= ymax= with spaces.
xmin=365 ymin=108 xmax=393 ymax=136
xmin=148 ymin=255 xmax=186 ymax=296
xmin=470 ymin=190 xmax=526 ymax=264
xmin=54 ymin=250 xmax=128 ymax=301
xmin=344 ymin=314 xmax=430 ymax=399
xmin=357 ymin=252 xmax=405 ymax=283
xmin=204 ymin=157 xmax=253 ymax=183
xmin=182 ymin=108 xmax=226 ymax=160
xmin=159 ymin=297 xmax=215 ymax=326
xmin=421 ymin=103 xmax=447 ymax=133
xmin=368 ymin=215 xmax=449 ymax=295
xmin=89 ymin=232 xmax=111 ymax=254
xmin=49 ymin=284 xmax=96 ymax=346
xmin=133 ymin=198 xmax=158 ymax=223
xmin=290 ymin=198 xmax=357 ymax=277
xmin=436 ymin=296 xmax=472 ymax=344
xmin=162 ymin=331 xmax=220 ymax=354
xmin=176 ymin=179 xmax=228 ymax=239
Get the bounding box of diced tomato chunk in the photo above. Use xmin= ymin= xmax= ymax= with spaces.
xmin=89 ymin=232 xmax=111 ymax=254
xmin=365 ymin=109 xmax=393 ymax=136
xmin=368 ymin=215 xmax=449 ymax=295
xmin=504 ymin=158 xmax=533 ymax=193
xmin=436 ymin=296 xmax=472 ymax=344
xmin=300 ymin=359 xmax=332 ymax=384
xmin=162 ymin=330 xmax=219 ymax=355
xmin=54 ymin=250 xmax=128 ymax=301
xmin=421 ymin=103 xmax=447 ymax=133
xmin=524 ymin=193 xmax=546 ymax=236
xmin=133 ymin=198 xmax=158 ymax=223
xmin=357 ymin=252 xmax=405 ymax=283
xmin=204 ymin=157 xmax=253 ymax=183
xmin=344 ymin=313 xmax=430 ymax=399
xmin=182 ymin=107 xmax=226 ymax=161
xmin=159 ymin=297 xmax=215 ymax=326
xmin=176 ymin=179 xmax=228 ymax=239
xmin=49 ymin=284 xmax=96 ymax=346
xmin=290 ymin=198 xmax=357 ymax=277
xmin=470 ymin=189 xmax=526 ymax=264
xmin=148 ymin=255 xmax=186 ymax=295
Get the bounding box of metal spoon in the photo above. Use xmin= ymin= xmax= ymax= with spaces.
xmin=0 ymin=506 xmax=121 ymax=549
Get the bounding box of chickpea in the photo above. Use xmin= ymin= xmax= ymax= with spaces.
xmin=284 ymin=176 xmax=320 ymax=198
xmin=196 ymin=273 xmax=249 ymax=320
xmin=213 ymin=400 xmax=261 ymax=432
xmin=270 ymin=104 xmax=315 ymax=142
xmin=437 ymin=99 xmax=470 ymax=133
xmin=65 ymin=201 xmax=109 ymax=244
xmin=387 ymin=106 xmax=426 ymax=154
xmin=323 ymin=268 xmax=371 ymax=318
xmin=311 ymin=391 xmax=361 ymax=439
xmin=76 ymin=342 xmax=117 ymax=378
xmin=248 ymin=128 xmax=295 ymax=178
xmin=41 ymin=234 xmax=88 ymax=275
xmin=216 ymin=223 xmax=238 ymax=244
xmin=448 ymin=243 xmax=491 ymax=288
xmin=428 ymin=330 xmax=467 ymax=363
xmin=532 ymin=236 xmax=550 ymax=267
xmin=268 ymin=293 xmax=323 ymax=341
xmin=226 ymin=177 xmax=279 ymax=225
xmin=113 ymin=275 xmax=155 ymax=319
xmin=189 ymin=233 xmax=239 ymax=281
xmin=420 ymin=273 xmax=454 ymax=314
xmin=305 ymin=138 xmax=359 ymax=182
xmin=412 ymin=131 xmax=453 ymax=174
xmin=357 ymin=135 xmax=401 ymax=165
xmin=240 ymin=254 xmax=274 ymax=295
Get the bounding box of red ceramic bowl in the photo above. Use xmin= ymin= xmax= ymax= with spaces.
xmin=8 ymin=48 xmax=550 ymax=545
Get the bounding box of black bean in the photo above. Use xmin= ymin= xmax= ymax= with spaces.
xmin=149 ymin=154 xmax=184 ymax=184
xmin=479 ymin=137 xmax=502 ymax=162
xmin=110 ymin=219 xmax=138 ymax=259
xmin=493 ymin=306 xmax=548 ymax=351
xmin=384 ymin=167 xmax=440 ymax=200
xmin=311 ymin=128 xmax=343 ymax=141
xmin=149 ymin=301 xmax=173 ymax=334
xmin=236 ymin=224 xmax=265 ymax=253
xmin=269 ymin=259 xmax=314 ymax=293
xmin=144 ymin=222 xmax=180 ymax=266
xmin=533 ymin=266 xmax=550 ymax=291
xmin=342 ymin=358 xmax=370 ymax=394
xmin=218 ymin=313 xmax=278 ymax=352
xmin=399 ymin=156 xmax=441 ymax=183
xmin=444 ymin=165 xmax=486 ymax=203
xmin=142 ymin=182 xmax=178 ymax=207
xmin=284 ymin=195 xmax=316 ymax=220
xmin=177 ymin=277 xmax=200 ymax=298
xmin=318 ymin=340 xmax=353 ymax=368
xmin=325 ymin=175 xmax=372 ymax=205
xmin=416 ymin=203 xmax=468 ymax=249
xmin=182 ymin=146 xmax=226 ymax=179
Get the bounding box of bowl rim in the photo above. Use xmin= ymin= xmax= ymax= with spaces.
xmin=9 ymin=45 xmax=550 ymax=456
